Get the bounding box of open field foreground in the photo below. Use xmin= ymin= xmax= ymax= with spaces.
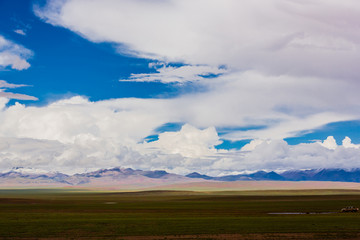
xmin=1 ymin=188 xmax=360 ymax=239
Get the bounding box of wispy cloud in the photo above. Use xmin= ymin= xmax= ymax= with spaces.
xmin=14 ymin=29 xmax=26 ymax=36
xmin=0 ymin=80 xmax=28 ymax=89
xmin=121 ymin=63 xmax=226 ymax=83
xmin=0 ymin=35 xmax=32 ymax=70
xmin=0 ymin=92 xmax=38 ymax=101
xmin=0 ymin=35 xmax=36 ymax=100
xmin=35 ymin=0 xmax=360 ymax=79
xmin=0 ymin=80 xmax=37 ymax=101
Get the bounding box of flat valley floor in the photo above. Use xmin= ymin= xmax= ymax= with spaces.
xmin=1 ymin=187 xmax=360 ymax=239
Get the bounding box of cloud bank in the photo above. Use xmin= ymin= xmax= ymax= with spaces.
xmin=0 ymin=96 xmax=359 ymax=175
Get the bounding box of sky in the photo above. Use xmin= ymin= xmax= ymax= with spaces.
xmin=1 ymin=0 xmax=360 ymax=175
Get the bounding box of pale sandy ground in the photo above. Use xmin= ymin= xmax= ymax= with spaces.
xmin=2 ymin=180 xmax=360 ymax=192
xmin=147 ymin=180 xmax=360 ymax=192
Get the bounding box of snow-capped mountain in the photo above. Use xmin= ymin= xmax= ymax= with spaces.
xmin=0 ymin=167 xmax=197 ymax=188
xmin=186 ymin=169 xmax=360 ymax=182
xmin=1 ymin=167 xmax=360 ymax=189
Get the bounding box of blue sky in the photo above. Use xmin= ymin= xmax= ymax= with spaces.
xmin=0 ymin=0 xmax=191 ymax=103
xmin=1 ymin=0 xmax=360 ymax=174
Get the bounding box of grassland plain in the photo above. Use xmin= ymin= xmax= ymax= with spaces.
xmin=1 ymin=189 xmax=360 ymax=239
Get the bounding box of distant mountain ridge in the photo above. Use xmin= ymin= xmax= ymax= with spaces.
xmin=0 ymin=167 xmax=192 ymax=188
xmin=1 ymin=167 xmax=360 ymax=188
xmin=186 ymin=169 xmax=360 ymax=182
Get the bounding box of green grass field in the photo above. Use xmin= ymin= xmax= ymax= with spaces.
xmin=1 ymin=189 xmax=360 ymax=239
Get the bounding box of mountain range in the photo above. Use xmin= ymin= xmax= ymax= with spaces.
xmin=0 ymin=167 xmax=192 ymax=189
xmin=1 ymin=167 xmax=360 ymax=188
xmin=186 ymin=169 xmax=360 ymax=182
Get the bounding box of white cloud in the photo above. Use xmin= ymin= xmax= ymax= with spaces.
xmin=21 ymin=0 xmax=360 ymax=174
xmin=142 ymin=124 xmax=222 ymax=158
xmin=14 ymin=29 xmax=26 ymax=36
xmin=0 ymin=136 xmax=143 ymax=174
xmin=342 ymin=136 xmax=360 ymax=149
xmin=34 ymin=0 xmax=360 ymax=140
xmin=121 ymin=63 xmax=226 ymax=83
xmin=0 ymin=70 xmax=357 ymax=173
xmin=0 ymin=53 xmax=30 ymax=70
xmin=36 ymin=0 xmax=360 ymax=79
xmin=241 ymin=139 xmax=269 ymax=151
xmin=200 ymin=136 xmax=360 ymax=175
xmin=0 ymin=80 xmax=37 ymax=101
xmin=0 ymin=93 xmax=38 ymax=101
xmin=0 ymin=35 xmax=32 ymax=70
xmin=0 ymin=80 xmax=28 ymax=89
xmin=3 ymin=70 xmax=357 ymax=146
xmin=169 ymin=71 xmax=359 ymax=140
xmin=318 ymin=136 xmax=337 ymax=150
xmin=2 ymin=124 xmax=360 ymax=175
xmin=0 ymin=95 xmax=359 ymax=175
xmin=0 ymin=96 xmax=169 ymax=144
xmin=0 ymin=96 xmax=167 ymax=173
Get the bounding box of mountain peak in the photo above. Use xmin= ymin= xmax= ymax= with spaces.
xmin=186 ymin=172 xmax=213 ymax=180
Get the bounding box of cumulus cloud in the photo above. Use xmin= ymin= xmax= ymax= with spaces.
xmin=0 ymin=137 xmax=143 ymax=174
xmin=0 ymin=96 xmax=359 ymax=175
xmin=0 ymin=96 xmax=168 ymax=173
xmin=0 ymin=96 xmax=170 ymax=144
xmin=142 ymin=124 xmax=222 ymax=158
xmin=0 ymin=98 xmax=224 ymax=173
xmin=241 ymin=139 xmax=269 ymax=151
xmin=318 ymin=136 xmax=337 ymax=150
xmin=229 ymin=136 xmax=360 ymax=174
xmin=342 ymin=136 xmax=360 ymax=149
xmin=0 ymin=35 xmax=32 ymax=70
xmin=1 ymin=121 xmax=360 ymax=175
xmin=316 ymin=136 xmax=360 ymax=150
